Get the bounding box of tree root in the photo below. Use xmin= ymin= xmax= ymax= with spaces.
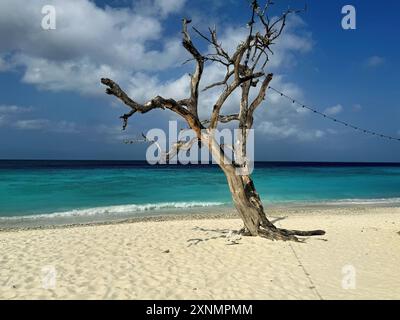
xmin=258 ymin=227 xmax=301 ymax=242
xmin=239 ymin=226 xmax=326 ymax=242
xmin=278 ymin=228 xmax=326 ymax=237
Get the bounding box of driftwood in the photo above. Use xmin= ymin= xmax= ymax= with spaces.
xmin=101 ymin=0 xmax=325 ymax=241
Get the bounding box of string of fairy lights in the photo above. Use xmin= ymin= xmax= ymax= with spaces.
xmin=268 ymin=86 xmax=400 ymax=142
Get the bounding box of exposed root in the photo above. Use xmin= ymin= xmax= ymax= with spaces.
xmin=278 ymin=228 xmax=326 ymax=237
xmin=260 ymin=219 xmax=325 ymax=241
xmin=239 ymin=225 xmax=326 ymax=242
xmin=258 ymin=227 xmax=301 ymax=242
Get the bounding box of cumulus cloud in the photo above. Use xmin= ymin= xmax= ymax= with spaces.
xmin=178 ymin=15 xmax=318 ymax=142
xmin=0 ymin=1 xmax=324 ymax=142
xmin=251 ymin=74 xmax=327 ymax=142
xmin=0 ymin=105 xmax=78 ymax=133
xmin=0 ymin=0 xmax=186 ymax=94
xmin=0 ymin=104 xmax=34 ymax=128
xmin=191 ymin=60 xmax=324 ymax=141
xmin=365 ymin=56 xmax=385 ymax=68
xmin=198 ymin=14 xmax=312 ymax=72
xmin=134 ymin=0 xmax=186 ymax=17
xmin=257 ymin=120 xmax=325 ymax=141
xmin=324 ymin=104 xmax=343 ymax=115
xmin=0 ymin=1 xmax=311 ymax=97
xmin=126 ymin=72 xmax=190 ymax=102
xmin=177 ymin=15 xmax=315 ymax=129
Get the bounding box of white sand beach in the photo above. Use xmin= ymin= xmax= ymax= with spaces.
xmin=1 ymin=206 xmax=400 ymax=300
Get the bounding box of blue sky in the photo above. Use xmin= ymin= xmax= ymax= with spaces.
xmin=0 ymin=0 xmax=399 ymax=161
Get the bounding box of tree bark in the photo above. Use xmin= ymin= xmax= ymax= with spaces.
xmin=223 ymin=168 xmax=326 ymax=241
xmin=201 ymin=131 xmax=325 ymax=241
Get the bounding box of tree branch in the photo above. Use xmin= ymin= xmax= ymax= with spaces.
xmin=101 ymin=78 xmax=200 ymax=131
xmin=201 ymin=114 xmax=239 ymax=125
xmin=248 ymin=73 xmax=273 ymax=115
xmin=182 ymin=18 xmax=204 ymax=118
xmin=202 ymin=69 xmax=234 ymax=92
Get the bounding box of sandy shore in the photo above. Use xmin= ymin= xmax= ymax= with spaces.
xmin=1 ymin=206 xmax=400 ymax=300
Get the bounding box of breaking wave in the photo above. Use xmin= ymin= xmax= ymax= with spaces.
xmin=0 ymin=201 xmax=227 ymax=221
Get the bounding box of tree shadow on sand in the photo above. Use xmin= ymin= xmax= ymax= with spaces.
xmin=187 ymin=216 xmax=288 ymax=246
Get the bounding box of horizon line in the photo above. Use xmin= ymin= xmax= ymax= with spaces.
xmin=1 ymin=159 xmax=400 ymax=165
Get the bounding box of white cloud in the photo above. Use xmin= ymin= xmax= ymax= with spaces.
xmin=95 ymin=124 xmax=133 ymax=143
xmin=52 ymin=120 xmax=80 ymax=134
xmin=257 ymin=120 xmax=325 ymax=141
xmin=0 ymin=104 xmax=34 ymax=128
xmin=0 ymin=105 xmax=33 ymax=113
xmin=14 ymin=119 xmax=79 ymax=133
xmin=324 ymin=104 xmax=343 ymax=115
xmin=200 ymin=14 xmax=312 ymax=72
xmin=250 ymin=75 xmax=323 ymax=141
xmin=17 ymin=55 xmax=123 ymax=94
xmin=0 ymin=56 xmax=7 ymax=71
xmin=0 ymin=104 xmax=78 ymax=133
xmin=365 ymin=56 xmax=385 ymax=68
xmin=127 ymin=72 xmax=190 ymax=102
xmin=0 ymin=0 xmax=186 ymax=94
xmin=155 ymin=0 xmax=186 ymax=16
xmin=182 ymin=15 xmax=314 ymax=124
xmin=0 ymin=2 xmax=311 ymax=97
xmin=0 ymin=1 xmax=326 ymax=143
xmin=15 ymin=119 xmax=49 ymax=130
xmin=134 ymin=0 xmax=186 ymax=17
xmin=193 ymin=66 xmax=326 ymax=142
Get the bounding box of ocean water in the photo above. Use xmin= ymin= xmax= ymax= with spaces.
xmin=1 ymin=160 xmax=400 ymax=227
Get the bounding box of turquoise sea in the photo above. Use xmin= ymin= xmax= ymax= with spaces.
xmin=1 ymin=160 xmax=400 ymax=227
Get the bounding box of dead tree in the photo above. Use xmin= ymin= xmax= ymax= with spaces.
xmin=101 ymin=0 xmax=325 ymax=241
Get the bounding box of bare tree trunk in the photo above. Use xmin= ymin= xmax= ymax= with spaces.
xmin=222 ymin=168 xmax=325 ymax=241
xmin=202 ymin=130 xmax=325 ymax=241
xmin=224 ymin=171 xmax=262 ymax=235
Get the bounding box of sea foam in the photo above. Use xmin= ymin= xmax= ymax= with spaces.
xmin=0 ymin=201 xmax=226 ymax=221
